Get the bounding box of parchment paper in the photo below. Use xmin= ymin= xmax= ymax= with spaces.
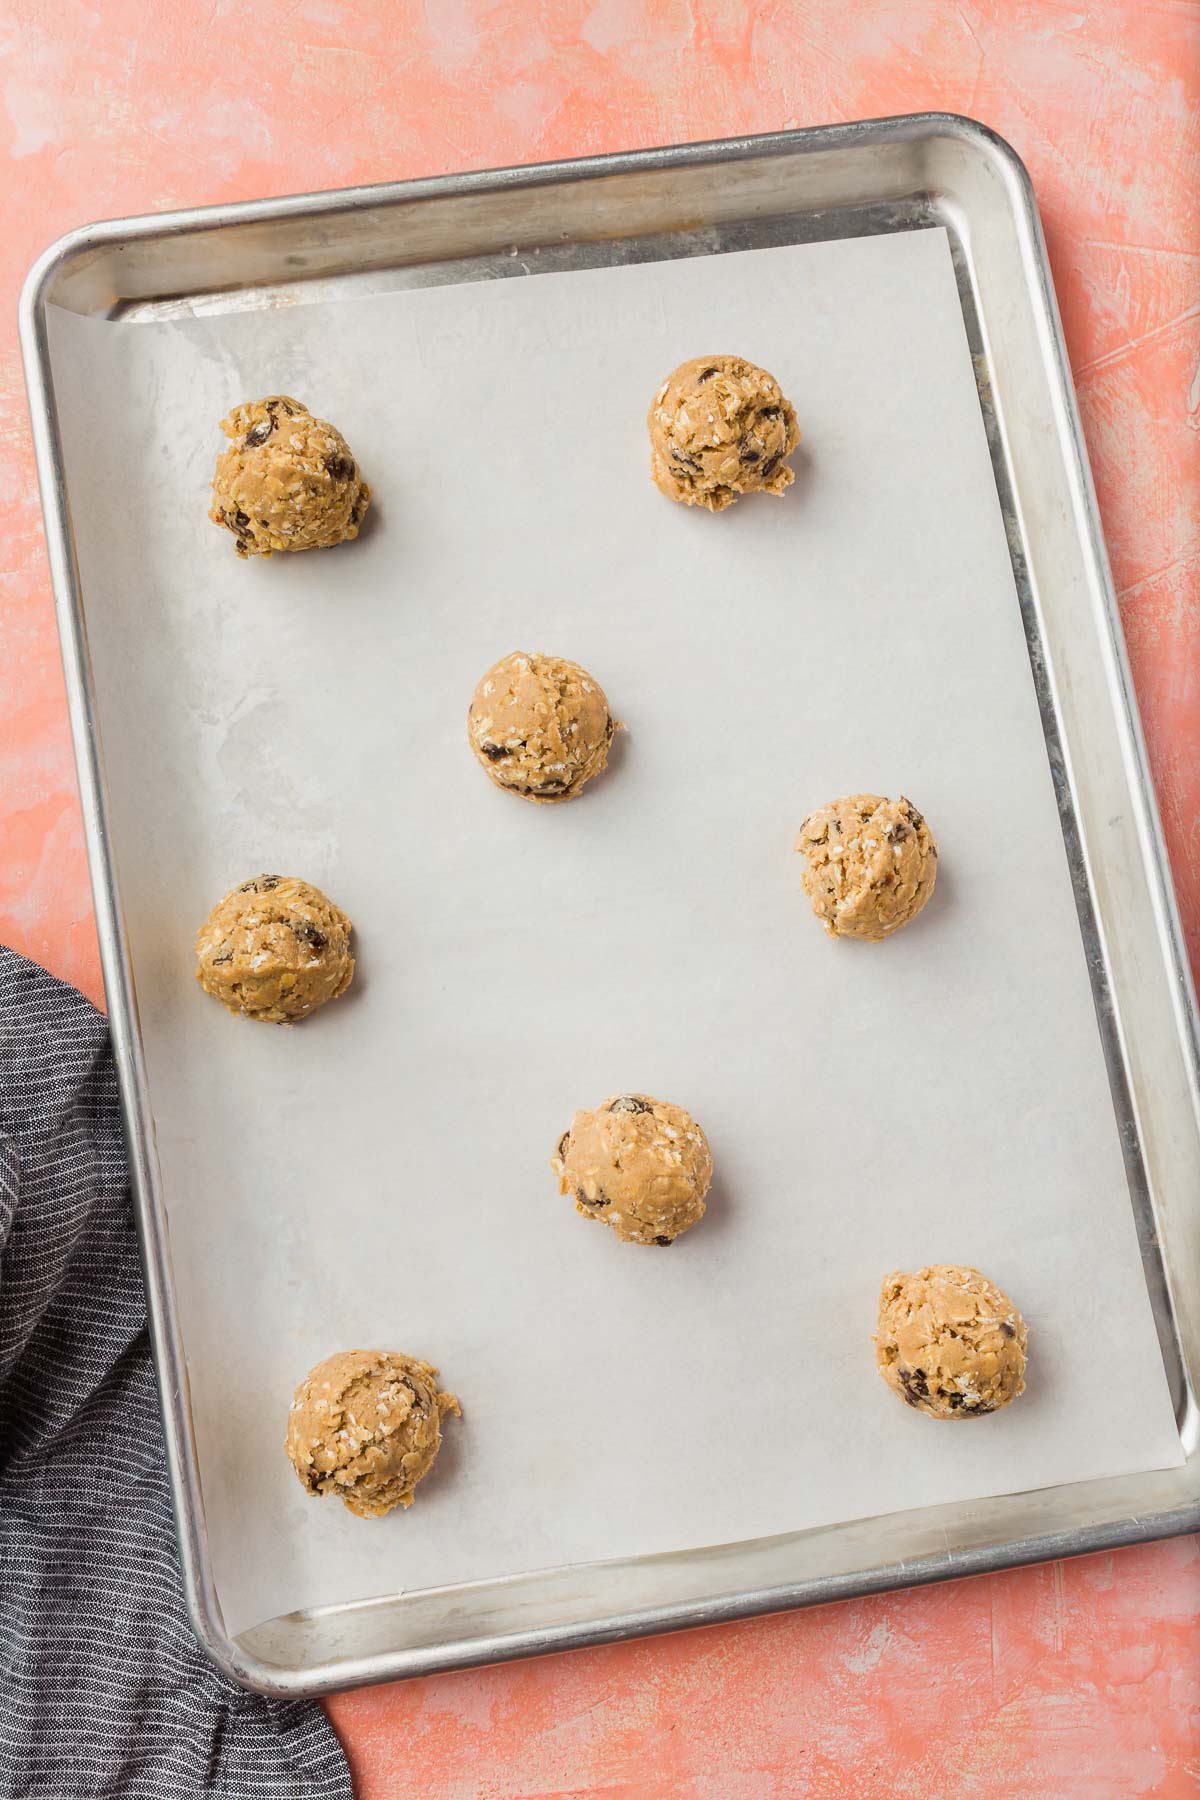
xmin=47 ymin=227 xmax=1182 ymax=1640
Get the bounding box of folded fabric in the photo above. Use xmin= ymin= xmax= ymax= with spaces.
xmin=0 ymin=947 xmax=352 ymax=1800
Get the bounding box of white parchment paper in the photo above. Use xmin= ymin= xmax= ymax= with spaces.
xmin=48 ymin=228 xmax=1182 ymax=1640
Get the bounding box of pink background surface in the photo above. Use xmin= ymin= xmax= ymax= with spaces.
xmin=2 ymin=2 xmax=1197 ymax=1794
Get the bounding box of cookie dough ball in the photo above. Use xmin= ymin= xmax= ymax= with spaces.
xmin=876 ymin=1265 xmax=1028 ymax=1419
xmin=795 ymin=794 xmax=937 ymax=941
xmin=286 ymin=1350 xmax=460 ymax=1518
xmin=195 ymin=874 xmax=354 ymax=1023
xmin=648 ymin=355 xmax=800 ymax=512
xmin=468 ymin=652 xmax=618 ymax=803
xmin=209 ymin=395 xmax=371 ymax=557
xmin=552 ymin=1094 xmax=713 ymax=1245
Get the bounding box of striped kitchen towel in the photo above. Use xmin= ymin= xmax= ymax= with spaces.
xmin=0 ymin=947 xmax=352 ymax=1800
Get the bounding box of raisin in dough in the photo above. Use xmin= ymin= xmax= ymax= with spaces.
xmin=648 ymin=355 xmax=800 ymax=512
xmin=286 ymin=1350 xmax=460 ymax=1518
xmin=195 ymin=874 xmax=354 ymax=1023
xmin=209 ymin=395 xmax=371 ymax=557
xmin=468 ymin=652 xmax=618 ymax=802
xmin=876 ymin=1265 xmax=1028 ymax=1419
xmin=552 ymin=1094 xmax=713 ymax=1245
xmin=795 ymin=794 xmax=937 ymax=941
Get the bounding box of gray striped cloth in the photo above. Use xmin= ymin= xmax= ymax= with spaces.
xmin=0 ymin=947 xmax=352 ymax=1800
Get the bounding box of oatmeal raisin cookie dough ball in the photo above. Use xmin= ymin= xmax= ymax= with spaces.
xmin=648 ymin=355 xmax=800 ymax=512
xmin=209 ymin=395 xmax=371 ymax=557
xmin=468 ymin=652 xmax=619 ymax=802
xmin=795 ymin=794 xmax=937 ymax=941
xmin=286 ymin=1350 xmax=460 ymax=1518
xmin=875 ymin=1265 xmax=1028 ymax=1419
xmin=195 ymin=874 xmax=354 ymax=1023
xmin=552 ymin=1094 xmax=713 ymax=1245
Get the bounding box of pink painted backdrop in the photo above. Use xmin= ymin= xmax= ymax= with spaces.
xmin=1 ymin=2 xmax=1196 ymax=1794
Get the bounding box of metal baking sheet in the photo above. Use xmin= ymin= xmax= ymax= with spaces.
xmin=21 ymin=116 xmax=1200 ymax=1697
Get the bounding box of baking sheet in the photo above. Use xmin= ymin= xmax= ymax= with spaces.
xmin=48 ymin=227 xmax=1182 ymax=1641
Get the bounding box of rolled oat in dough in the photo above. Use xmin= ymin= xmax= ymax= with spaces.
xmin=648 ymin=354 xmax=800 ymax=512
xmin=795 ymin=794 xmax=937 ymax=940
xmin=194 ymin=874 xmax=354 ymax=1023
xmin=552 ymin=1093 xmax=713 ymax=1245
xmin=875 ymin=1265 xmax=1028 ymax=1419
xmin=286 ymin=1349 xmax=460 ymax=1518
xmin=468 ymin=651 xmax=618 ymax=803
xmin=209 ymin=395 xmax=371 ymax=557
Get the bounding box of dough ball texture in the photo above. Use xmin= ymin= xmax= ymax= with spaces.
xmin=468 ymin=652 xmax=618 ymax=803
xmin=876 ymin=1265 xmax=1028 ymax=1419
xmin=648 ymin=355 xmax=800 ymax=512
xmin=286 ymin=1350 xmax=460 ymax=1518
xmin=796 ymin=794 xmax=937 ymax=940
xmin=195 ymin=874 xmax=354 ymax=1023
xmin=209 ymin=395 xmax=371 ymax=557
xmin=553 ymin=1094 xmax=713 ymax=1245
